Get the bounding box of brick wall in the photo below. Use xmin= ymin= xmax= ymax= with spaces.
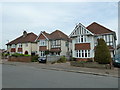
xmin=8 ymin=56 xmax=31 ymax=62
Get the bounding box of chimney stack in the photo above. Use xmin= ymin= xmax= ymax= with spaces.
xmin=23 ymin=31 xmax=27 ymax=37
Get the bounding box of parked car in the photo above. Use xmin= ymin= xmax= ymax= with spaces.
xmin=38 ymin=57 xmax=46 ymax=63
xmin=112 ymin=54 xmax=120 ymax=67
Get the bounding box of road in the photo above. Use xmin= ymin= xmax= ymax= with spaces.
xmin=2 ymin=64 xmax=118 ymax=88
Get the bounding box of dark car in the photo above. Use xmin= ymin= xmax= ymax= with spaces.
xmin=38 ymin=57 xmax=46 ymax=63
xmin=113 ymin=54 xmax=120 ymax=67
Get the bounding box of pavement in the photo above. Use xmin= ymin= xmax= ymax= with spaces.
xmin=2 ymin=59 xmax=119 ymax=78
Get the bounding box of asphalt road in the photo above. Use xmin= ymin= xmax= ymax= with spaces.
xmin=2 ymin=64 xmax=118 ymax=88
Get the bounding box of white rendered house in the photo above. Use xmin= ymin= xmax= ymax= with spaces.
xmin=69 ymin=22 xmax=117 ymax=61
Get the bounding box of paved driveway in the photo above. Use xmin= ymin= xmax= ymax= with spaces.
xmin=2 ymin=64 xmax=118 ymax=88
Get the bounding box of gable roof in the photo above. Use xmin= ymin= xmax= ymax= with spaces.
xmin=6 ymin=32 xmax=37 ymax=45
xmin=86 ymin=22 xmax=114 ymax=34
xmin=36 ymin=30 xmax=71 ymax=41
xmin=69 ymin=23 xmax=94 ymax=37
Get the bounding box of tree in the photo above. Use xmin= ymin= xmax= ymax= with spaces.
xmin=94 ymin=38 xmax=111 ymax=64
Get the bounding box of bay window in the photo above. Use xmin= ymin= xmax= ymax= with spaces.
xmin=76 ymin=50 xmax=90 ymax=58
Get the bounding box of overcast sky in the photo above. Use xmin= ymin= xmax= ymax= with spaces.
xmin=1 ymin=2 xmax=118 ymax=49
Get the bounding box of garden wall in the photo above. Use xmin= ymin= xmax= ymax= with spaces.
xmin=47 ymin=56 xmax=70 ymax=62
xmin=8 ymin=56 xmax=31 ymax=62
xmin=70 ymin=61 xmax=112 ymax=69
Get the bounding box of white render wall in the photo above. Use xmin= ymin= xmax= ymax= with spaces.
xmin=8 ymin=43 xmax=37 ymax=55
xmin=60 ymin=40 xmax=68 ymax=56
xmin=72 ymin=38 xmax=76 ymax=58
xmin=22 ymin=43 xmax=32 ymax=55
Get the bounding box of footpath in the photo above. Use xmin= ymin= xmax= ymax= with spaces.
xmin=2 ymin=60 xmax=119 ymax=78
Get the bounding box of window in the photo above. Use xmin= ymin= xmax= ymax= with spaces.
xmin=51 ymin=40 xmax=61 ymax=48
xmin=85 ymin=50 xmax=87 ymax=57
xmin=81 ymin=35 xmax=83 ymax=42
xmin=18 ymin=43 xmax=22 ymax=48
xmin=77 ymin=35 xmax=88 ymax=43
xmin=88 ymin=50 xmax=90 ymax=57
xmin=76 ymin=50 xmax=90 ymax=58
xmin=7 ymin=45 xmax=11 ymax=49
xmin=11 ymin=44 xmax=16 ymax=48
xmin=40 ymin=51 xmax=45 ymax=57
xmin=79 ymin=50 xmax=81 ymax=57
xmin=39 ymin=40 xmax=46 ymax=46
xmin=82 ymin=50 xmax=84 ymax=57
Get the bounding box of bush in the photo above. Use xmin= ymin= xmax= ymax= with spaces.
xmin=94 ymin=38 xmax=111 ymax=64
xmin=11 ymin=53 xmax=31 ymax=57
xmin=70 ymin=57 xmax=76 ymax=61
xmin=51 ymin=61 xmax=56 ymax=64
xmin=57 ymin=56 xmax=66 ymax=63
xmin=31 ymin=55 xmax=39 ymax=62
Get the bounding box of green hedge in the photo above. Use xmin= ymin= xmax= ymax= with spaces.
xmin=11 ymin=53 xmax=31 ymax=57
xmin=31 ymin=55 xmax=39 ymax=62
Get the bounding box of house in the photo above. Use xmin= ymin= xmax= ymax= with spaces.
xmin=35 ymin=30 xmax=72 ymax=57
xmin=69 ymin=22 xmax=117 ymax=61
xmin=117 ymin=44 xmax=120 ymax=55
xmin=6 ymin=31 xmax=37 ymax=55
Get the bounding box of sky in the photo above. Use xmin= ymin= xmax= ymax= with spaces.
xmin=0 ymin=1 xmax=118 ymax=49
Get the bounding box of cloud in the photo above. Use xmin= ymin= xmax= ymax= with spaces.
xmin=1 ymin=2 xmax=118 ymax=49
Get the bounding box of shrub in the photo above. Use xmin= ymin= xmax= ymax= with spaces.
xmin=94 ymin=38 xmax=111 ymax=64
xmin=51 ymin=61 xmax=56 ymax=64
xmin=57 ymin=56 xmax=66 ymax=63
xmin=11 ymin=53 xmax=31 ymax=57
xmin=70 ymin=57 xmax=76 ymax=61
xmin=31 ymin=55 xmax=39 ymax=62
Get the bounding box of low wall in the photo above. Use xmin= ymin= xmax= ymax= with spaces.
xmin=8 ymin=56 xmax=31 ymax=62
xmin=47 ymin=56 xmax=61 ymax=62
xmin=46 ymin=56 xmax=70 ymax=62
xmin=70 ymin=61 xmax=112 ymax=69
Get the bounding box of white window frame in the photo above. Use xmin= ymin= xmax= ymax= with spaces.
xmin=76 ymin=50 xmax=90 ymax=58
xmin=39 ymin=40 xmax=47 ymax=46
xmin=76 ymin=35 xmax=88 ymax=43
xmin=18 ymin=43 xmax=22 ymax=48
xmin=11 ymin=44 xmax=16 ymax=48
xmin=39 ymin=51 xmax=45 ymax=57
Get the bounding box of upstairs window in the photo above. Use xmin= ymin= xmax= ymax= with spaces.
xmin=81 ymin=35 xmax=84 ymax=42
xmin=77 ymin=35 xmax=88 ymax=43
xmin=11 ymin=44 xmax=16 ymax=48
xmin=39 ymin=40 xmax=46 ymax=46
xmin=18 ymin=43 xmax=22 ymax=48
xmin=51 ymin=40 xmax=61 ymax=48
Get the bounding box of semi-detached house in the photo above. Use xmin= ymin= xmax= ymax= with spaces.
xmin=70 ymin=22 xmax=117 ymax=61
xmin=6 ymin=31 xmax=37 ymax=55
xmin=35 ymin=30 xmax=72 ymax=57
